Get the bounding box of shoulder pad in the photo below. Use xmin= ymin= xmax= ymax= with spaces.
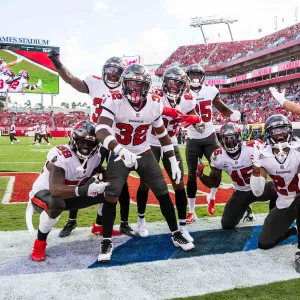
xmin=183 ymin=93 xmax=193 ymax=100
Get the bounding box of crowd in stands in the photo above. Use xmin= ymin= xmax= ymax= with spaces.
xmin=213 ymin=83 xmax=300 ymax=124
xmin=160 ymin=23 xmax=300 ymax=69
xmin=53 ymin=112 xmax=87 ymax=128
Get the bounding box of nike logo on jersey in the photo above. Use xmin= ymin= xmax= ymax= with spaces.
xmin=276 ymin=170 xmax=291 ymax=174
xmin=129 ymin=119 xmax=143 ymax=123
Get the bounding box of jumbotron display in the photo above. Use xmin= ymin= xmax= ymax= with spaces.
xmin=0 ymin=43 xmax=59 ymax=94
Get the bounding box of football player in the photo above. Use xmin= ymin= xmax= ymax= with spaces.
xmin=250 ymin=115 xmax=300 ymax=272
xmin=0 ymin=68 xmax=13 ymax=93
xmin=48 ymin=50 xmax=133 ymax=237
xmin=198 ymin=122 xmax=277 ymax=229
xmin=32 ymin=122 xmax=40 ymax=145
xmin=96 ymin=63 xmax=194 ymax=262
xmin=184 ymin=64 xmax=241 ymax=222
xmin=0 ymin=56 xmax=23 ymax=69
xmin=37 ymin=121 xmax=51 ymax=146
xmin=135 ymin=67 xmax=198 ymax=240
xmin=9 ymin=70 xmax=42 ymax=93
xmin=9 ymin=122 xmax=19 ymax=144
xmin=27 ymin=121 xmax=109 ymax=262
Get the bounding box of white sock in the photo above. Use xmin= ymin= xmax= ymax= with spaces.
xmin=38 ymin=211 xmax=60 ymax=234
xmin=179 ymin=219 xmax=186 ymax=231
xmin=188 ymin=198 xmax=196 ymax=213
xmin=97 ymin=203 xmax=103 ymax=216
xmin=209 ymin=187 xmax=218 ymax=200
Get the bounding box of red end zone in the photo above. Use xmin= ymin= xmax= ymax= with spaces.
xmin=0 ymin=171 xmax=233 ymax=205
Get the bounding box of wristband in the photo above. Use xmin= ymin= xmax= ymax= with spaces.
xmin=51 ymin=59 xmax=62 ymax=69
xmin=103 ymin=135 xmax=116 ymax=149
xmin=75 ymin=186 xmax=80 ymax=197
xmin=113 ymin=144 xmax=123 ymax=155
xmin=155 ymin=129 xmax=168 ymax=138
xmin=162 ymin=144 xmax=174 ymax=153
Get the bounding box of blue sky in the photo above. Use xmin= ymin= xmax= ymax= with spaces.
xmin=4 ymin=0 xmax=300 ymax=107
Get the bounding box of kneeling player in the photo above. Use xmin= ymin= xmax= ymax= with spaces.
xmin=250 ymin=115 xmax=300 ymax=272
xmin=27 ymin=121 xmax=109 ymax=262
xmin=198 ymin=122 xmax=277 ymax=229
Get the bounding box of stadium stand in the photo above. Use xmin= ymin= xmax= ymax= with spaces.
xmin=158 ymin=22 xmax=300 ymax=69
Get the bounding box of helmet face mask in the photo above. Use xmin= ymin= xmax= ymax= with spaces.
xmin=102 ymin=57 xmax=126 ymax=89
xmin=186 ymin=64 xmax=205 ymax=92
xmin=121 ymin=64 xmax=151 ymax=107
xmin=70 ymin=121 xmax=98 ymax=160
xmin=19 ymin=70 xmax=29 ymax=80
xmin=162 ymin=67 xmax=187 ymax=106
xmin=220 ymin=123 xmax=242 ymax=155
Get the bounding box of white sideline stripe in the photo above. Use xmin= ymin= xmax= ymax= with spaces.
xmin=1 ymin=176 xmax=15 ymax=204
xmin=4 ymin=50 xmax=58 ymax=75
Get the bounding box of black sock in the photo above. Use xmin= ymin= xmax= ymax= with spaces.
xmin=119 ymin=182 xmax=130 ymax=222
xmin=187 ymin=180 xmax=197 ymax=198
xmin=175 ymin=189 xmax=187 ymax=221
xmin=69 ymin=209 xmax=78 ymax=220
xmin=102 ymin=200 xmax=117 ymax=238
xmin=37 ymin=229 xmax=50 ymax=241
xmin=295 ymin=196 xmax=300 ymax=249
xmin=96 ymin=213 xmax=102 ymax=225
xmin=157 ymin=193 xmax=178 ymax=232
xmin=269 ymin=198 xmax=276 ymax=211
xmin=137 ymin=187 xmax=149 ymax=216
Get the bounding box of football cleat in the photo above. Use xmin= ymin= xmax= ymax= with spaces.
xmin=172 ymin=231 xmax=194 ymax=251
xmin=243 ymin=205 xmax=256 ymax=222
xmin=186 ymin=212 xmax=197 ymax=224
xmin=120 ymin=222 xmax=138 ymax=237
xmin=98 ymin=239 xmax=113 ymax=262
xmin=31 ymin=239 xmax=47 ymax=262
xmin=91 ymin=222 xmax=121 ymax=236
xmin=180 ymin=227 xmax=194 ymax=243
xmin=17 ymin=139 xmax=19 ymax=143
xmin=58 ymin=219 xmax=77 ymax=238
xmin=137 ymin=218 xmax=149 ymax=237
xmin=207 ymin=198 xmax=215 ymax=215
xmin=295 ymin=251 xmax=300 ymax=273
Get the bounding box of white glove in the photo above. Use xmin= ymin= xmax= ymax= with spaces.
xmin=169 ymin=156 xmax=181 ymax=184
xmin=115 ymin=147 xmax=141 ymax=169
xmin=269 ymin=87 xmax=286 ymax=106
xmin=230 ymin=110 xmax=241 ymax=122
xmin=37 ymin=79 xmax=42 ymax=87
xmin=87 ymin=181 xmax=110 ymax=197
xmin=16 ymin=57 xmax=23 ymax=64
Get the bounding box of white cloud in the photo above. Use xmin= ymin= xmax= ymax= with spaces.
xmin=92 ymin=0 xmax=117 ymax=16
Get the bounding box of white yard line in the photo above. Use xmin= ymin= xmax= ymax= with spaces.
xmin=0 ymin=162 xmax=41 ymax=164
xmin=1 ymin=176 xmax=15 ymax=204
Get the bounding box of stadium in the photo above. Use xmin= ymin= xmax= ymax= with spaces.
xmin=1 ymin=4 xmax=300 ymax=299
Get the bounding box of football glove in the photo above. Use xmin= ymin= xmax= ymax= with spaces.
xmin=196 ymin=162 xmax=208 ymax=178
xmin=77 ymin=179 xmax=110 ymax=197
xmin=115 ymin=147 xmax=141 ymax=169
xmin=169 ymin=156 xmax=181 ymax=184
xmin=269 ymin=87 xmax=287 ymax=106
xmin=162 ymin=107 xmax=183 ymax=119
xmin=230 ymin=110 xmax=241 ymax=122
xmin=180 ymin=115 xmax=203 ymax=128
xmin=48 ymin=49 xmax=62 ymax=69
xmin=16 ymin=57 xmax=23 ymax=64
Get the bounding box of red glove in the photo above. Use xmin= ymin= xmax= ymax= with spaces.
xmin=180 ymin=115 xmax=202 ymax=128
xmin=196 ymin=162 xmax=208 ymax=178
xmin=162 ymin=107 xmax=183 ymax=119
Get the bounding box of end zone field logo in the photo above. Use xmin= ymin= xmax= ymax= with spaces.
xmin=0 ymin=170 xmax=233 ymax=205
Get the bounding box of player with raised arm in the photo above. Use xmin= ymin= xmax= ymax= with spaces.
xmin=0 ymin=56 xmax=23 ymax=69
xmin=9 ymin=122 xmax=19 ymax=144
xmin=135 ymin=67 xmax=196 ymax=240
xmin=198 ymin=122 xmax=277 ymax=229
xmin=9 ymin=70 xmax=42 ymax=93
xmin=27 ymin=121 xmax=109 ymax=262
xmin=183 ymin=64 xmax=241 ymax=222
xmin=0 ymin=68 xmax=14 ymax=93
xmin=48 ymin=50 xmax=133 ymax=237
xmin=250 ymin=115 xmax=300 ymax=272
xmin=96 ymin=63 xmax=194 ymax=262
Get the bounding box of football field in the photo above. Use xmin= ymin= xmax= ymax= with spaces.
xmin=1 ymin=136 xmax=300 ymax=299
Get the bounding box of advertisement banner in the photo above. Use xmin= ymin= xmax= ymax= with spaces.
xmin=0 ymin=43 xmax=59 ymax=94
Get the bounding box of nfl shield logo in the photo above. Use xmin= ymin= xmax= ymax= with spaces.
xmin=136 ymin=113 xmax=140 ymax=117
xmin=235 ymin=161 xmax=238 ymax=164
xmin=280 ymin=165 xmax=284 ymax=169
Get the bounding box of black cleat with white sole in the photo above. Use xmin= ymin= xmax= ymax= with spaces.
xmin=172 ymin=230 xmax=194 ymax=251
xmin=98 ymin=239 xmax=113 ymax=263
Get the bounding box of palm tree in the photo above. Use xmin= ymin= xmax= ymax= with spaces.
xmin=24 ymin=100 xmax=31 ymax=109
xmin=35 ymin=103 xmax=44 ymax=111
xmin=61 ymin=102 xmax=70 ymax=109
xmin=81 ymin=102 xmax=87 ymax=108
xmin=71 ymin=101 xmax=78 ymax=109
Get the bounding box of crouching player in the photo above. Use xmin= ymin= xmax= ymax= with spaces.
xmin=26 ymin=121 xmax=109 ymax=262
xmin=250 ymin=115 xmax=300 ymax=272
xmin=197 ymin=122 xmax=277 ymax=229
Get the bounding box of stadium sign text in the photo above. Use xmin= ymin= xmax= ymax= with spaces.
xmin=0 ymin=36 xmax=49 ymax=46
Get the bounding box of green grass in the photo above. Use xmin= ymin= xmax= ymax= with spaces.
xmin=174 ymin=278 xmax=300 ymax=299
xmin=0 ymin=50 xmax=58 ymax=94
